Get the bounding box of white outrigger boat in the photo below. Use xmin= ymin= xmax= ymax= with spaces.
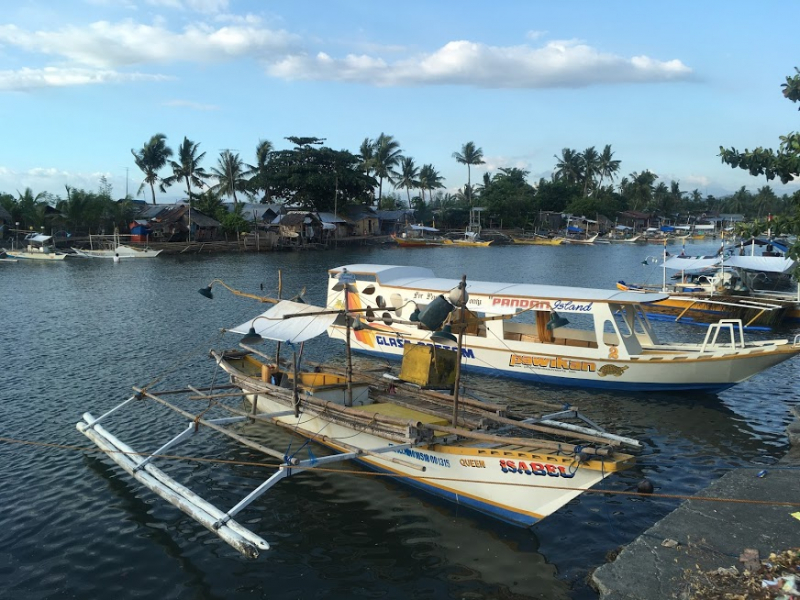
xmin=5 ymin=233 xmax=68 ymax=260
xmin=326 ymin=264 xmax=800 ymax=393
xmin=76 ymin=297 xmax=640 ymax=558
xmin=72 ymin=231 xmax=162 ymax=258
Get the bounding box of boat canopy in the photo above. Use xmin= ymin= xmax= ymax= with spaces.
xmin=25 ymin=234 xmax=52 ymax=243
xmin=229 ymin=300 xmax=336 ymax=343
xmin=330 ymin=265 xmax=669 ymax=309
xmin=725 ymin=255 xmax=795 ymax=273
xmin=409 ymin=224 xmax=439 ymax=232
xmin=662 ymin=255 xmax=721 ymax=271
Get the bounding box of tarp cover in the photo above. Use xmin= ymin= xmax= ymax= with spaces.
xmin=229 ymin=300 xmax=336 ymax=343
xmin=662 ymin=255 xmax=721 ymax=271
xmin=409 ymin=224 xmax=439 ymax=232
xmin=725 ymin=255 xmax=795 ymax=273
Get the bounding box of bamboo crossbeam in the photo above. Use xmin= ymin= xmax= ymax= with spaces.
xmin=136 ymin=384 xmax=237 ymax=396
xmin=418 ymin=423 xmax=611 ymax=456
xmin=133 ymin=387 xmax=291 ymax=463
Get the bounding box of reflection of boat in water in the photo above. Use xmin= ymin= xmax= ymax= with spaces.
xmin=76 ymin=296 xmax=639 ymax=558
xmin=326 ymin=264 xmax=800 ymax=392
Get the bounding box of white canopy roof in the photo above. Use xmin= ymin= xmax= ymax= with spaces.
xmin=662 ymin=256 xmax=720 ymax=271
xmin=26 ymin=234 xmax=52 ymax=243
xmin=409 ymin=224 xmax=439 ymax=232
xmin=725 ymin=255 xmax=795 ymax=273
xmin=229 ymin=300 xmax=337 ymax=343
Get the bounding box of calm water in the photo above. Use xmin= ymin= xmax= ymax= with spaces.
xmin=1 ymin=241 xmax=798 ymax=599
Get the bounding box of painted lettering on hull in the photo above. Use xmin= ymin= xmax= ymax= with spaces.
xmin=375 ymin=335 xmax=476 ymax=359
xmin=509 ymin=353 xmax=596 ymax=373
xmin=499 ymin=460 xmax=575 ymax=479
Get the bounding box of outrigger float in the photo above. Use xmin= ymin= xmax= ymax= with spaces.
xmin=77 ymin=288 xmax=641 ymax=558
xmin=326 ymin=264 xmax=800 ymax=392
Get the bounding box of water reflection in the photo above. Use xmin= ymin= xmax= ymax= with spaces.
xmin=1 ymin=242 xmax=796 ymax=599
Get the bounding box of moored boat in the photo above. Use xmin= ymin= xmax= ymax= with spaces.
xmin=76 ymin=297 xmax=640 ymax=558
xmin=72 ymin=231 xmax=162 ymax=258
xmin=5 ymin=234 xmax=68 ymax=260
xmin=511 ymin=235 xmax=564 ymax=246
xmin=326 ymin=264 xmax=800 ymax=392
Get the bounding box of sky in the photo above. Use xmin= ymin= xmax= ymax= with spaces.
xmin=1 ymin=0 xmax=799 ymax=204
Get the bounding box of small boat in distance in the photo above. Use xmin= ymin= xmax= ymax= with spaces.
xmin=444 ymin=207 xmax=493 ymax=246
xmin=511 ymin=234 xmax=564 ymax=246
xmin=5 ymin=233 xmax=68 ymax=260
xmin=72 ymin=231 xmax=162 ymax=258
xmin=326 ymin=264 xmax=800 ymax=392
xmin=391 ymin=224 xmax=444 ymax=247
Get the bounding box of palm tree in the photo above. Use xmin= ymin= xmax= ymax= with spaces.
xmin=580 ymin=146 xmax=600 ymax=197
xmin=597 ymin=144 xmax=621 ymax=189
xmin=373 ymin=133 xmax=402 ymax=204
xmin=244 ymin=139 xmax=274 ymax=203
xmin=166 ymin=137 xmax=209 ymax=201
xmin=418 ymin=164 xmax=445 ymax=205
xmin=625 ymin=171 xmax=658 ymax=211
xmin=396 ymin=156 xmax=419 ymax=206
xmin=131 ymin=133 xmax=173 ymax=204
xmin=358 ymin=137 xmax=376 ymax=176
xmin=211 ymin=150 xmax=248 ymax=205
xmin=452 ymin=141 xmax=484 ymax=206
xmin=552 ymin=148 xmax=583 ymax=185
xmin=165 ymin=137 xmax=209 ymax=242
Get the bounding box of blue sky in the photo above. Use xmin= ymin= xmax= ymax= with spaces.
xmin=1 ymin=0 xmax=798 ymax=203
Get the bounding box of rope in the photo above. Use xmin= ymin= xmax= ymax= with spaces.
xmin=3 ymin=435 xmax=800 ymax=508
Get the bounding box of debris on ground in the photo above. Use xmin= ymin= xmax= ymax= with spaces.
xmin=686 ymin=548 xmax=800 ymax=599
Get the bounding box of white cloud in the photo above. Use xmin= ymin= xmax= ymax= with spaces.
xmin=146 ymin=0 xmax=229 ymax=13
xmin=268 ymin=39 xmax=693 ymax=89
xmin=526 ymin=30 xmax=547 ymax=41
xmin=683 ymin=174 xmax=711 ymax=188
xmin=0 ymin=19 xmax=300 ymax=69
xmin=0 ymin=67 xmax=170 ymax=91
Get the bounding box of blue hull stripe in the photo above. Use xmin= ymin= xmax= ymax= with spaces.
xmin=352 ymin=348 xmax=734 ymax=393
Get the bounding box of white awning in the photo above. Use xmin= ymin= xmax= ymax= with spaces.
xmin=229 ymin=300 xmax=337 ymax=343
xmin=662 ymin=256 xmax=721 ymax=271
xmin=725 ymin=255 xmax=795 ymax=273
xmin=409 ymin=224 xmax=439 ymax=232
xmin=26 ymin=234 xmax=52 ymax=243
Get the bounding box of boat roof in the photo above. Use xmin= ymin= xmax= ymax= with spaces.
xmin=330 ymin=265 xmax=669 ymax=304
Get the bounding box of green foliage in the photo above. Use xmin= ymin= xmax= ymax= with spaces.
xmin=720 ymin=67 xmax=800 ymax=184
xmin=131 ymin=133 xmax=173 ymax=204
xmin=219 ymin=203 xmax=251 ymax=236
xmin=266 ymin=144 xmax=375 ymax=211
xmin=479 ymin=168 xmax=536 ymax=227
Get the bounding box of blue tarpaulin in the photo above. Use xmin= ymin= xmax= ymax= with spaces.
xmin=567 ymin=226 xmax=583 ymax=233
xmin=660 ymin=226 xmax=675 ymax=232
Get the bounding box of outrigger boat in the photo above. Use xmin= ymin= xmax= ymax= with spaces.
xmin=326 ymin=264 xmax=800 ymax=392
xmin=5 ymin=233 xmax=68 ymax=260
xmin=391 ymin=224 xmax=444 ymax=247
xmin=72 ymin=230 xmax=162 ymax=258
xmin=511 ymin=235 xmax=564 ymax=246
xmin=76 ymin=292 xmax=640 ymax=558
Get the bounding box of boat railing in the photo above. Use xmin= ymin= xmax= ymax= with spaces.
xmin=700 ymin=319 xmax=746 ymax=352
xmin=793 ymin=334 xmax=800 ymax=348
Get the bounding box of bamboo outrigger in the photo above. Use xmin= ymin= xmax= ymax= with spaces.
xmin=76 ymin=280 xmax=641 ymax=558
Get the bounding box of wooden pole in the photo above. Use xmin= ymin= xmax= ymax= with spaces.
xmin=452 ymin=275 xmax=467 ymax=428
xmin=275 ymin=270 xmax=282 ymax=368
xmin=345 ymin=285 xmax=354 ymax=407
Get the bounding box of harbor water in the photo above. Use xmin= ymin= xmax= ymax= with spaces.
xmin=1 ymin=241 xmax=798 ymax=599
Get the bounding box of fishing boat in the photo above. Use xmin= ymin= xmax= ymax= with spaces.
xmin=562 ymin=233 xmax=598 ymax=245
xmin=617 ymin=252 xmax=797 ymax=328
xmin=391 ymin=224 xmax=444 ymax=247
xmin=443 ymin=207 xmax=493 ymax=246
xmin=76 ymin=295 xmax=640 ymax=558
xmin=5 ymin=233 xmax=68 ymax=260
xmin=606 ymin=234 xmax=641 ymax=244
xmin=72 ymin=231 xmax=162 ymax=258
xmin=511 ymin=234 xmax=564 ymax=246
xmin=326 ymin=264 xmax=800 ymax=392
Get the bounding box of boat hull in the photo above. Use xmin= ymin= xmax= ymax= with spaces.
xmin=5 ymin=250 xmax=68 ymax=260
xmin=72 ymin=245 xmax=162 ymax=258
xmin=330 ymin=326 xmax=796 ymax=392
xmin=234 ymin=383 xmax=618 ymax=527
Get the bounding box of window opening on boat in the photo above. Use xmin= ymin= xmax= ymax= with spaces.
xmin=389 ymin=293 xmax=404 ymax=315
xmin=602 ymin=319 xmax=621 ymax=349
xmin=375 ymin=295 xmax=386 ymax=308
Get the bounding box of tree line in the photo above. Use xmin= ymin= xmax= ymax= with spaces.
xmin=3 ymin=75 xmax=800 ymax=237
